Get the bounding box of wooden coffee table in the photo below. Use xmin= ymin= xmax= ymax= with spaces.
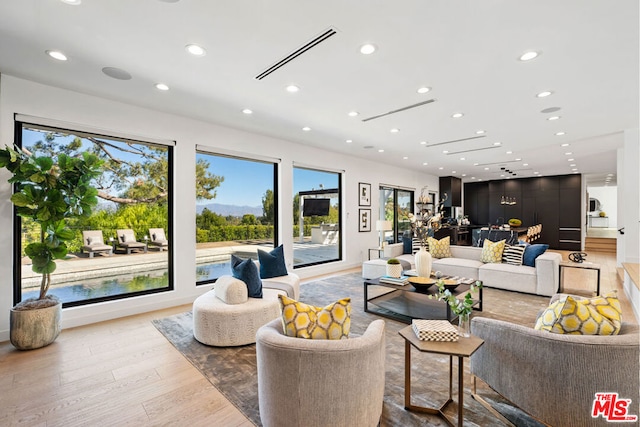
xmin=399 ymin=325 xmax=484 ymax=427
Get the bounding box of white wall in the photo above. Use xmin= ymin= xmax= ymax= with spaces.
xmin=0 ymin=75 xmax=439 ymax=341
xmin=587 ymin=185 xmax=617 ymax=229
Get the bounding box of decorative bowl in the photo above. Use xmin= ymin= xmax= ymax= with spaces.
xmin=408 ymin=276 xmax=435 ymax=292
xmin=441 ymin=279 xmax=459 ymax=291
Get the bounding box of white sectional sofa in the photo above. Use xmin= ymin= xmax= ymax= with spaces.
xmin=362 ymin=243 xmax=561 ymax=297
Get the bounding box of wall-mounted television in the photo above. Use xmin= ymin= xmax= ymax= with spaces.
xmin=303 ymin=198 xmax=330 ymax=217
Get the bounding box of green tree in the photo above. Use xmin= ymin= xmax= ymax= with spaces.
xmin=261 ymin=189 xmax=275 ymax=225
xmin=241 ymin=214 xmax=258 ymax=225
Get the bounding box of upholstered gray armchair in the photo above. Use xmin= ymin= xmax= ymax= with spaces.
xmin=256 ymin=318 xmax=386 ymax=427
xmin=470 ymin=315 xmax=639 ymax=427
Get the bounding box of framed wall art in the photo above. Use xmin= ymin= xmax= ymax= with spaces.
xmin=359 ymin=182 xmax=371 ymax=206
xmin=359 ymin=208 xmax=371 ymax=232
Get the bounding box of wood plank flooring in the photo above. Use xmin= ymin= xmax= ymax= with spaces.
xmin=0 ymin=250 xmax=634 ymax=426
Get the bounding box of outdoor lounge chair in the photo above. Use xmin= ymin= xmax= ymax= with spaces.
xmin=148 ymin=228 xmax=168 ymax=251
xmin=115 ymin=229 xmax=147 ymax=254
xmin=81 ymin=230 xmax=113 ymax=258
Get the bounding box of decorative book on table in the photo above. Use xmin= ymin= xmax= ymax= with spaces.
xmin=379 ymin=275 xmax=410 ymax=285
xmin=412 ymin=319 xmax=459 ymax=342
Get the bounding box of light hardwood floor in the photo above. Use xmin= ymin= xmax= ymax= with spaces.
xmin=0 ymin=250 xmax=633 ymax=426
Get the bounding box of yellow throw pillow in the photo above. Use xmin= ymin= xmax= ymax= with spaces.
xmin=481 ymin=239 xmax=506 ymax=263
xmin=427 ymin=236 xmax=452 ymax=259
xmin=278 ymin=295 xmax=351 ymax=340
xmin=534 ymin=292 xmax=622 ymax=335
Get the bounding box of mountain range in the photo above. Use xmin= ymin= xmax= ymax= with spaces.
xmin=196 ymin=203 xmax=262 ymax=217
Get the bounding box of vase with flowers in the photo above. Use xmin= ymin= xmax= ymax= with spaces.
xmin=430 ymin=279 xmax=482 ymax=337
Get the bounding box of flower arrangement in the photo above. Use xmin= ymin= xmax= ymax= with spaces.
xmin=431 ymin=279 xmax=482 ymax=317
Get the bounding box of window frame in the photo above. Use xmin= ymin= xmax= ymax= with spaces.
xmin=12 ymin=119 xmax=175 ymax=308
xmin=379 ymin=185 xmax=415 ymax=244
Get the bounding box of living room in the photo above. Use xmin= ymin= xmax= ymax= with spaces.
xmin=0 ymin=1 xmax=639 ymax=426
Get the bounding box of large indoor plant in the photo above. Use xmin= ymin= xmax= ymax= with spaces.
xmin=0 ymin=144 xmax=102 ymax=349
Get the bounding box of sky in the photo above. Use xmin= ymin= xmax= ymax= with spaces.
xmin=22 ymin=127 xmax=340 ymax=208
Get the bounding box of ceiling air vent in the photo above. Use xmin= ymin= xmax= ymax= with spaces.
xmin=255 ymin=28 xmax=338 ymax=80
xmin=362 ymin=99 xmax=436 ymax=122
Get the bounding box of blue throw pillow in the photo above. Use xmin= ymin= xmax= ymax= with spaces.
xmin=230 ymin=254 xmax=262 ymax=298
xmin=523 ymin=244 xmax=549 ymax=267
xmin=257 ymin=245 xmax=288 ymax=279
xmin=402 ymin=231 xmax=412 ymax=255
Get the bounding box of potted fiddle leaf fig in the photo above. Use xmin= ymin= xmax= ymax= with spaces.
xmin=0 ymin=144 xmax=102 ymax=350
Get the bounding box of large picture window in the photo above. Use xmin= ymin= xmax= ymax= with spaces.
xmin=293 ymin=166 xmax=342 ymax=268
xmin=195 ymin=151 xmax=277 ymax=284
xmin=14 ymin=121 xmax=173 ymax=307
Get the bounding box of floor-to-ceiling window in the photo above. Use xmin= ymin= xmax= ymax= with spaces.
xmin=293 ymin=166 xmax=342 ymax=268
xmin=379 ymin=186 xmax=414 ymax=244
xmin=195 ymin=150 xmax=278 ymax=284
xmin=14 ymin=119 xmax=173 ymax=307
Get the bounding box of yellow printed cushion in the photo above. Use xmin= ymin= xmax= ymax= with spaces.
xmin=481 ymin=239 xmax=506 ymax=263
xmin=534 ymin=292 xmax=622 ymax=335
xmin=427 ymin=236 xmax=452 ymax=259
xmin=278 ymin=295 xmax=351 ymax=340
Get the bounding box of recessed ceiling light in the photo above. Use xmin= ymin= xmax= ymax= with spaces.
xmin=570 ymin=164 xmax=576 ymax=167
xmin=556 ymin=132 xmax=567 ymax=136
xmin=155 ymin=83 xmax=169 ymax=91
xmin=378 ymin=149 xmax=384 ymax=153
xmin=46 ymin=50 xmax=67 ymax=61
xmin=567 ymin=158 xmax=574 ymax=162
xmin=534 ymin=171 xmax=540 ymax=174
xmin=561 ymin=143 xmax=570 ymax=147
xmin=607 ymin=174 xmax=614 ymax=176
xmin=417 ymin=86 xmax=431 ymax=94
xmin=506 ymin=151 xmax=513 ymax=154
xmin=572 ymin=168 xmax=578 ymax=171
xmin=451 ymin=171 xmax=457 ymax=174
xmin=547 ymin=116 xmax=561 ymax=121
xmin=471 ymin=177 xmax=476 ymax=179
xmin=473 ymin=163 xmax=479 ymax=166
xmin=439 ymin=167 xmax=444 ymax=170
xmin=442 ymin=150 xmax=449 ymax=154
xmin=286 ymin=85 xmax=300 ymax=93
xmin=451 ymin=112 xmax=464 ymax=118
xmin=515 ymin=158 xmax=522 ymax=161
xmin=460 ymin=157 xmax=465 ymax=161
xmin=60 ymin=0 xmax=81 ymax=4
xmin=242 ymin=108 xmax=253 ymax=115
xmin=390 ymin=128 xmax=399 ymax=133
xmin=476 ymin=130 xmax=485 ymax=134
xmin=500 ymin=174 xmax=505 ymax=177
xmin=360 ymin=44 xmax=377 ymax=55
xmin=403 ymin=156 xmax=408 ymax=160
xmin=461 ymin=174 xmax=467 ymax=177
xmin=536 ymin=91 xmax=553 ymax=98
xmin=345 ymin=139 xmax=352 ymax=143
xmin=302 ymin=126 xmax=311 ymax=132
xmin=519 ymin=51 xmax=540 ymax=61
xmin=484 ymin=167 xmax=490 ymax=171
xmin=420 ymin=141 xmax=427 ymax=145
xmin=523 ymin=163 xmax=529 ymax=166
xmin=493 ymin=142 xmax=501 ymax=146
xmin=422 ymin=162 xmax=428 ymax=165
xmin=565 ymin=152 xmax=572 ymax=155
xmin=348 ymin=111 xmax=359 ymax=117
xmin=185 ymin=44 xmax=206 ymax=56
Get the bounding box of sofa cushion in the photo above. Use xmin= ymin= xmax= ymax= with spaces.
xmin=534 ymin=292 xmax=622 ymax=335
xmin=278 ymin=295 xmax=351 ymax=340
xmin=428 ymin=236 xmax=452 ymax=259
xmin=432 ymin=257 xmax=484 ymax=279
xmin=214 ymin=275 xmax=249 ymax=304
xmin=479 ymin=263 xmax=537 ymax=294
xmin=481 ymin=239 xmax=506 ymax=263
xmin=231 ymin=254 xmax=263 ymax=298
xmin=258 ymin=244 xmax=288 ymax=279
xmin=502 ymin=244 xmax=526 ymax=265
xmin=523 ymin=244 xmax=549 ymax=267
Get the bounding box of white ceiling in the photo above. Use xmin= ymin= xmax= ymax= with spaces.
xmin=0 ymin=1 xmax=637 ymax=187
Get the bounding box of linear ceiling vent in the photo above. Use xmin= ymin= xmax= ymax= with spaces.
xmin=255 ymin=28 xmax=338 ymax=80
xmin=362 ymin=99 xmax=436 ymax=122
xmin=424 ymin=135 xmax=486 ymax=147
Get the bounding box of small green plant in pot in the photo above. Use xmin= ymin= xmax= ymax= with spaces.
xmin=386 ymin=258 xmax=403 ymax=278
xmin=0 ymin=144 xmax=102 ymax=349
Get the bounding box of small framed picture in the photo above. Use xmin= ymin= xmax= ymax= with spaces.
xmin=359 ymin=182 xmax=371 ymax=206
xmin=359 ymin=209 xmax=371 ymax=232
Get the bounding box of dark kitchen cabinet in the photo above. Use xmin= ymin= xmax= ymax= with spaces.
xmin=439 ymin=176 xmax=461 ymax=207
xmin=463 ymin=174 xmax=582 ymax=250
